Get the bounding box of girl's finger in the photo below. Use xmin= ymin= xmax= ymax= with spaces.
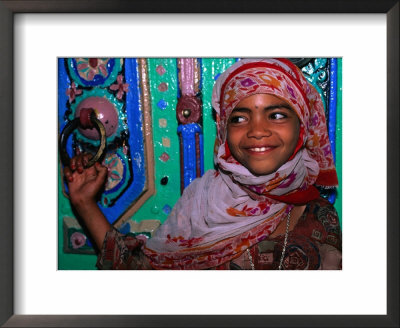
xmin=76 ymin=154 xmax=84 ymax=174
xmin=82 ymin=153 xmax=92 ymax=167
xmin=64 ymin=167 xmax=74 ymax=182
xmin=95 ymin=161 xmax=102 ymax=172
xmin=70 ymin=155 xmax=77 ymax=171
xmin=95 ymin=163 xmax=108 ymax=186
xmin=83 ymin=155 xmax=89 ymax=167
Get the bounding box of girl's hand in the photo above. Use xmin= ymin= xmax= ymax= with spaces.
xmin=64 ymin=153 xmax=108 ymax=209
xmin=63 ymin=152 xmax=111 ymax=251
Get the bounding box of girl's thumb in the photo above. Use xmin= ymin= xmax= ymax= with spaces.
xmin=95 ymin=162 xmax=108 ymax=183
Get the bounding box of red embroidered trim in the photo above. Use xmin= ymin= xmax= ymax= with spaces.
xmin=264 ymin=185 xmax=320 ymax=205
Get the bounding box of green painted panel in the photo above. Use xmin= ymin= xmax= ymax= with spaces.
xmin=335 ymin=58 xmax=343 ymax=227
xmin=130 ymin=58 xmax=181 ymax=224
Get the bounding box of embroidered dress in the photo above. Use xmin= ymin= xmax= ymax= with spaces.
xmin=97 ymin=197 xmax=341 ymax=270
xmin=96 ymin=58 xmax=340 ymax=270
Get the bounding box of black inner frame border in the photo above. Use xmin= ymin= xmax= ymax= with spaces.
xmin=0 ymin=1 xmax=398 ymax=327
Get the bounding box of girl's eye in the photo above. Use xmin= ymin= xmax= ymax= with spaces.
xmin=270 ymin=112 xmax=287 ymax=120
xmin=229 ymin=116 xmax=246 ymax=124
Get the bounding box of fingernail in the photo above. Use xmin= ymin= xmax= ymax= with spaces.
xmin=68 ymin=176 xmax=73 ymax=182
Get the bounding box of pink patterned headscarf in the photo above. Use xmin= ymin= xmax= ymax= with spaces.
xmin=143 ymin=59 xmax=338 ymax=269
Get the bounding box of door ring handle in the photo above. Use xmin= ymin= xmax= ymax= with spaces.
xmin=59 ymin=112 xmax=107 ymax=168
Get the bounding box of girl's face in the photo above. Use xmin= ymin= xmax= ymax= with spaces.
xmin=227 ymin=93 xmax=300 ymax=176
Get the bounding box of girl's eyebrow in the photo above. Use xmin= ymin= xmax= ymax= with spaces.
xmin=231 ymin=107 xmax=251 ymax=114
xmin=264 ymin=104 xmax=293 ymax=111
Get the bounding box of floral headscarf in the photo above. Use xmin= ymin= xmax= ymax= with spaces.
xmin=143 ymin=59 xmax=338 ymax=269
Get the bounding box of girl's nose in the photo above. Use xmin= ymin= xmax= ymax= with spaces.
xmin=247 ymin=119 xmax=272 ymax=139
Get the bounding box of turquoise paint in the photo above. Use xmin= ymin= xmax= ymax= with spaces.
xmin=131 ymin=58 xmax=180 ymax=225
xmin=302 ymin=58 xmax=329 ymax=111
xmin=335 ymin=58 xmax=343 ymax=227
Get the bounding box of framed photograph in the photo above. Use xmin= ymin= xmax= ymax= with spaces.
xmin=1 ymin=1 xmax=398 ymax=327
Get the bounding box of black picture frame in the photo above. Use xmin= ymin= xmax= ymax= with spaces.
xmin=1 ymin=1 xmax=398 ymax=327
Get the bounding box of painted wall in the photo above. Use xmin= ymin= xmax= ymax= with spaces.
xmin=58 ymin=58 xmax=342 ymax=270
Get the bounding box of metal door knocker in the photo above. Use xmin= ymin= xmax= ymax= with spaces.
xmin=59 ymin=108 xmax=107 ymax=168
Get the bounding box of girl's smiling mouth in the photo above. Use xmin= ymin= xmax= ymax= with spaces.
xmin=245 ymin=145 xmax=277 ymax=154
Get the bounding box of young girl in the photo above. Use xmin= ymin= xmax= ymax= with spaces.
xmin=64 ymin=58 xmax=342 ymax=270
